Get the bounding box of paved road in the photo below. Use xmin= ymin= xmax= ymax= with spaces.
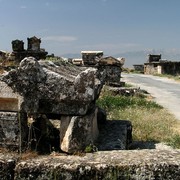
xmin=122 ymin=73 xmax=180 ymax=120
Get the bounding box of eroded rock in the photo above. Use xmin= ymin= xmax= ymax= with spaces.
xmin=60 ymin=108 xmax=99 ymax=153
xmin=4 ymin=149 xmax=178 ymax=180
xmin=2 ymin=57 xmax=105 ymax=115
xmin=0 ymin=57 xmax=132 ymax=154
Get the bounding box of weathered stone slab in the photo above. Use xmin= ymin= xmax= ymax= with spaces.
xmin=0 ymin=111 xmax=28 ymax=150
xmin=0 ymin=98 xmax=18 ymax=112
xmin=0 ymin=149 xmax=178 ymax=179
xmin=0 ymin=80 xmax=22 ymax=111
xmin=0 ymin=112 xmax=19 ymax=149
xmin=60 ymin=108 xmax=99 ymax=153
xmin=97 ymin=120 xmax=132 ymax=150
xmin=2 ymin=57 xmax=105 ymax=115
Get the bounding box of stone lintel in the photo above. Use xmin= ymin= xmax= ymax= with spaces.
xmin=0 ymin=98 xmax=19 ymax=112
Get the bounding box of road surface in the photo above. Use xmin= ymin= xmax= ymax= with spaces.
xmin=122 ymin=73 xmax=180 ymax=120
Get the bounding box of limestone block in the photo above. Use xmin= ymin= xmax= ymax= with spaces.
xmin=0 ymin=112 xmax=28 ymax=150
xmin=0 ymin=98 xmax=18 ymax=112
xmin=0 ymin=80 xmax=22 ymax=111
xmin=59 ymin=116 xmax=72 ymax=145
xmin=60 ymin=108 xmax=99 ymax=153
xmin=12 ymin=149 xmax=180 ymax=180
xmin=0 ymin=112 xmax=19 ymax=149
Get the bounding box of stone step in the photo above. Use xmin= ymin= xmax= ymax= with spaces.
xmin=1 ymin=149 xmax=180 ymax=179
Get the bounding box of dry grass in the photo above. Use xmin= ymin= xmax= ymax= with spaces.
xmin=108 ymin=107 xmax=180 ymax=143
xmin=173 ymin=122 xmax=180 ymax=134
xmin=97 ymin=87 xmax=180 ymax=148
xmin=20 ymin=150 xmax=39 ymax=160
xmin=154 ymin=73 xmax=180 ymax=82
xmin=0 ymin=147 xmax=11 ymax=153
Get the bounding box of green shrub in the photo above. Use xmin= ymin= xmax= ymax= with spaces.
xmin=84 ymin=144 xmax=98 ymax=153
xmin=166 ymin=134 xmax=180 ymax=149
xmin=97 ymin=95 xmax=162 ymax=110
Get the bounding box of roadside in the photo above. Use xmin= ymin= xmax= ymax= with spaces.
xmin=97 ymin=83 xmax=180 ymax=150
xmin=122 ymin=73 xmax=180 ymax=121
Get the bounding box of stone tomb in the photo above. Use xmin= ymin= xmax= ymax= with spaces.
xmin=0 ymin=57 xmax=105 ymax=153
xmin=0 ymin=57 xmax=131 ymax=153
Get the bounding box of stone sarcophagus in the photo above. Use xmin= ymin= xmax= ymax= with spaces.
xmin=2 ymin=57 xmax=105 ymax=115
xmin=1 ymin=57 xmax=106 ymax=153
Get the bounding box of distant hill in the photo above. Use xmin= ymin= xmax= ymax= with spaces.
xmin=61 ymin=53 xmax=81 ymax=59
xmin=114 ymin=51 xmax=147 ymax=68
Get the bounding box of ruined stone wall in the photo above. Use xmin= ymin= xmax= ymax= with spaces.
xmin=144 ymin=64 xmax=158 ymax=75
xmin=162 ymin=62 xmax=180 ymax=75
xmin=144 ymin=62 xmax=180 ymax=75
xmin=133 ymin=64 xmax=144 ymax=72
xmin=1 ymin=149 xmax=180 ymax=179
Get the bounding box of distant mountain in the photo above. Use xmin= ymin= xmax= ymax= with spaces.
xmin=60 ymin=53 xmax=81 ymax=59
xmin=114 ymin=51 xmax=147 ymax=68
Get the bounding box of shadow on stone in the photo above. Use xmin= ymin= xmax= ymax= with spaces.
xmin=97 ymin=120 xmax=132 ymax=151
xmin=29 ymin=115 xmax=60 ymax=154
xmin=129 ymin=141 xmax=157 ymax=150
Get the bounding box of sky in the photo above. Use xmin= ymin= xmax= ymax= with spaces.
xmin=1 ymin=0 xmax=180 ymax=63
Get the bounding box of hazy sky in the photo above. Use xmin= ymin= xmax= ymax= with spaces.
xmin=1 ymin=0 xmax=180 ymax=57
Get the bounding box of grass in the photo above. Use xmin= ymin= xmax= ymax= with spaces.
xmin=154 ymin=73 xmax=180 ymax=82
xmin=20 ymin=150 xmax=38 ymax=160
xmin=97 ymin=95 xmax=162 ymax=110
xmin=97 ymin=87 xmax=180 ymax=148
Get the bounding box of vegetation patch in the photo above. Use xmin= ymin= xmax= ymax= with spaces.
xmin=97 ymin=87 xmax=162 ymax=110
xmin=154 ymin=73 xmax=180 ymax=82
xmin=97 ymin=86 xmax=180 ymax=148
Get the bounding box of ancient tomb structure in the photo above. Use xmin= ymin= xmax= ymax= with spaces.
xmin=144 ymin=54 xmax=180 ymax=75
xmin=0 ymin=57 xmax=106 ymax=153
xmin=12 ymin=36 xmax=48 ymax=61
xmin=81 ymin=51 xmax=104 ymax=66
xmin=81 ymin=51 xmax=125 ymax=86
xmin=98 ymin=56 xmax=124 ymax=86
